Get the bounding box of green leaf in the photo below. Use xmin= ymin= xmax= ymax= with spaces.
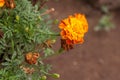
xmin=1 ymin=62 xmax=11 ymax=66
xmin=44 ymin=48 xmax=54 ymax=57
xmin=11 ymin=51 xmax=17 ymax=60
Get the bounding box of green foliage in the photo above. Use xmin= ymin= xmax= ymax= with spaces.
xmin=94 ymin=5 xmax=115 ymax=32
xmin=44 ymin=48 xmax=54 ymax=57
xmin=94 ymin=15 xmax=115 ymax=32
xmin=0 ymin=0 xmax=60 ymax=80
xmin=0 ymin=67 xmax=27 ymax=80
xmin=101 ymin=5 xmax=109 ymax=14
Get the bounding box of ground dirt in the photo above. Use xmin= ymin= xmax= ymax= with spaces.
xmin=45 ymin=0 xmax=120 ymax=80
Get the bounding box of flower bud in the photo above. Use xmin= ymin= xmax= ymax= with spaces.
xmin=25 ymin=27 xmax=29 ymax=32
xmin=51 ymin=39 xmax=56 ymax=44
xmin=51 ymin=73 xmax=60 ymax=79
xmin=16 ymin=15 xmax=20 ymax=21
xmin=40 ymin=75 xmax=47 ymax=80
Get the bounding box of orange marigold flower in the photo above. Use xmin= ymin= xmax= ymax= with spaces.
xmin=0 ymin=0 xmax=5 ymax=7
xmin=25 ymin=52 xmax=40 ymax=64
xmin=59 ymin=13 xmax=88 ymax=50
xmin=59 ymin=13 xmax=88 ymax=45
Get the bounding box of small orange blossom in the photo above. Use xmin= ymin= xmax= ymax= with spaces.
xmin=0 ymin=0 xmax=5 ymax=7
xmin=25 ymin=52 xmax=40 ymax=64
xmin=59 ymin=13 xmax=88 ymax=45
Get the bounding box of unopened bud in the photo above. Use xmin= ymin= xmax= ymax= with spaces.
xmin=51 ymin=73 xmax=60 ymax=79
xmin=40 ymin=75 xmax=47 ymax=80
xmin=51 ymin=39 xmax=56 ymax=43
xmin=16 ymin=15 xmax=20 ymax=21
xmin=25 ymin=27 xmax=29 ymax=32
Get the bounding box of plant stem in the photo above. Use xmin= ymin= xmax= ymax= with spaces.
xmin=42 ymin=48 xmax=64 ymax=60
xmin=40 ymin=31 xmax=60 ymax=36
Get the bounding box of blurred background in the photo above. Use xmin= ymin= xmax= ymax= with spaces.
xmin=45 ymin=0 xmax=120 ymax=80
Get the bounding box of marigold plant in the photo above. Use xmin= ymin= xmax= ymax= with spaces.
xmin=0 ymin=0 xmax=88 ymax=80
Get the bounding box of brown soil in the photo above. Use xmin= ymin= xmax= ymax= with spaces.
xmin=45 ymin=0 xmax=120 ymax=80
